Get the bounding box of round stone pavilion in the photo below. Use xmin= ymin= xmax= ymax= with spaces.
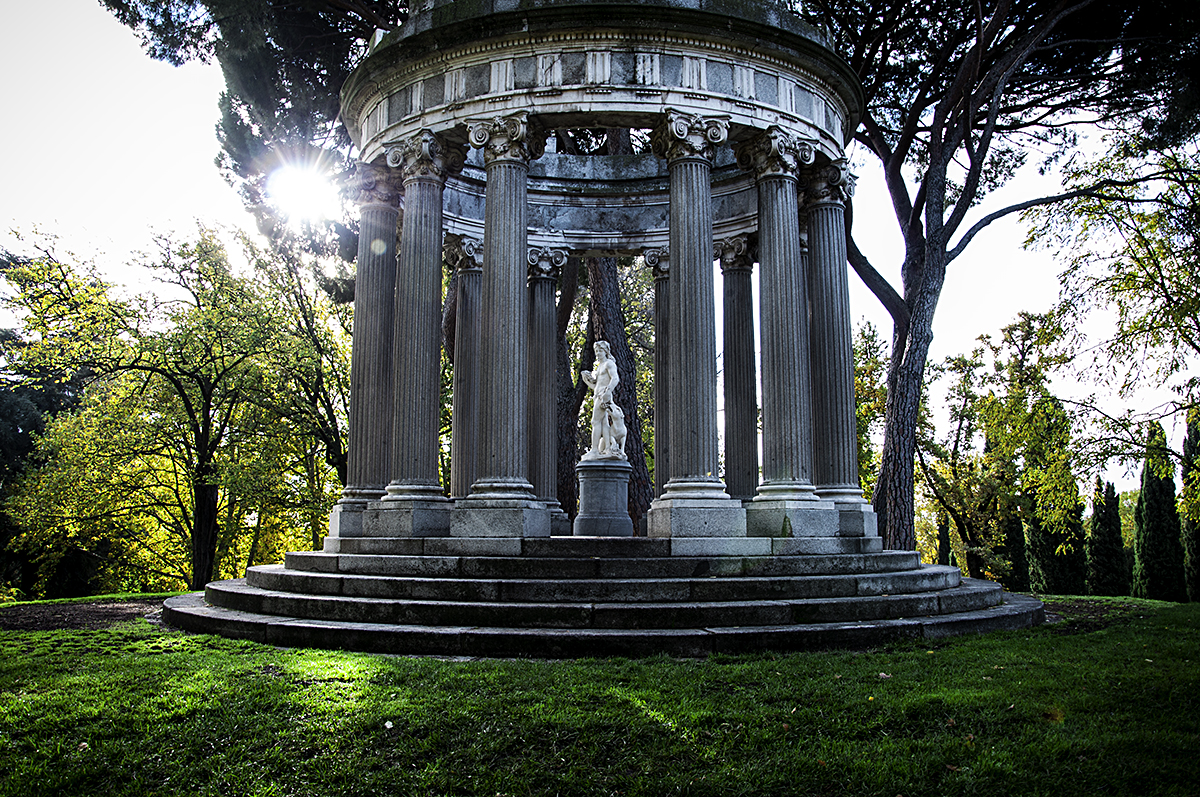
xmin=164 ymin=0 xmax=1042 ymax=656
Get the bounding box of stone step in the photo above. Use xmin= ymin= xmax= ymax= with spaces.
xmin=249 ymin=563 xmax=959 ymax=603
xmin=321 ymin=535 xmax=883 ymax=557
xmin=163 ymin=586 xmax=1042 ymax=658
xmin=284 ymin=550 xmax=922 ymax=579
xmin=206 ymin=574 xmax=995 ymax=630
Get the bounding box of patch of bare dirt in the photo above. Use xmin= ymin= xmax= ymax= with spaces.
xmin=0 ymin=598 xmax=166 ymax=631
xmin=1039 ymin=597 xmax=1141 ymax=635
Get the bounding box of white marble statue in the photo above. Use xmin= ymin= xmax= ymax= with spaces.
xmin=582 ymin=340 xmax=627 ymax=460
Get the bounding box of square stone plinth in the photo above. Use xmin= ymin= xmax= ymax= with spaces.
xmin=746 ymin=499 xmax=839 ymax=538
xmin=362 ymin=498 xmax=453 ymax=537
xmin=836 ymin=503 xmax=879 ymax=537
xmin=647 ymin=497 xmax=747 ymax=538
xmin=327 ymin=501 xmax=367 ymax=537
xmin=451 ymin=498 xmax=551 ymax=538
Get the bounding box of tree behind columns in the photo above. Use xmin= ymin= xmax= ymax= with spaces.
xmin=586 ymin=257 xmax=654 ymax=529
xmin=803 ymin=0 xmax=1185 ymax=550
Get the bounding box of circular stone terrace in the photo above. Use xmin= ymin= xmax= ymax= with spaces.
xmin=164 ymin=0 xmax=1043 ymax=656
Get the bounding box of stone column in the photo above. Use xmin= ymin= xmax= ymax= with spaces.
xmin=804 ymin=159 xmax=875 ymax=536
xmin=717 ymin=235 xmax=758 ymax=502
xmin=645 ymin=247 xmax=669 ymax=498
xmin=364 ymin=131 xmax=466 ymax=537
xmin=528 ymin=246 xmax=570 ymax=535
xmin=328 ymin=161 xmax=402 ymax=537
xmin=647 ymin=110 xmax=747 ymax=545
xmin=447 ymin=234 xmax=483 ymax=499
xmin=451 ymin=112 xmax=550 ymax=539
xmin=736 ymin=128 xmax=839 ymax=538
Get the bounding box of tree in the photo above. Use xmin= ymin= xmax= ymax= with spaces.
xmin=1087 ymin=477 xmax=1128 ymax=596
xmin=853 ymin=322 xmax=888 ymax=500
xmin=1180 ymin=409 xmax=1200 ymax=601
xmin=1132 ymin=422 xmax=1188 ymax=602
xmin=803 ymin=0 xmax=1194 ymax=550
xmin=1021 ymin=396 xmax=1086 ymax=595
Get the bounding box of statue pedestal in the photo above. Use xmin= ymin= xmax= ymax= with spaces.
xmin=573 ymin=459 xmax=634 ymax=537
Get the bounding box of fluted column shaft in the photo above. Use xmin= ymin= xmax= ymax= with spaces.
xmin=449 ymin=236 xmax=483 ymax=498
xmin=384 ymin=131 xmax=464 ymax=500
xmin=468 ymin=114 xmax=543 ymax=499
xmin=654 ymin=114 xmax=728 ymax=492
xmin=736 ymin=129 xmax=820 ymax=497
xmin=647 ymin=249 xmax=669 ymax=497
xmin=719 ymin=237 xmax=758 ymax=501
xmin=528 ymin=248 xmax=566 ymax=510
xmin=805 ymin=161 xmax=862 ymax=498
xmin=342 ymin=166 xmax=400 ymax=503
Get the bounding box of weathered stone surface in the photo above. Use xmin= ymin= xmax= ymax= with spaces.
xmin=574 ymin=459 xmax=635 ymax=537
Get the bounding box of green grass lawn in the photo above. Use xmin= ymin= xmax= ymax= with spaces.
xmin=0 ymin=596 xmax=1197 ymax=797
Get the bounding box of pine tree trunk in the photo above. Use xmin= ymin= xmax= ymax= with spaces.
xmin=586 ymin=257 xmax=654 ymax=530
xmin=555 ymin=258 xmax=587 ymax=519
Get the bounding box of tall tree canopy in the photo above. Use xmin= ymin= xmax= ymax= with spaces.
xmin=804 ymin=0 xmax=1198 ymax=550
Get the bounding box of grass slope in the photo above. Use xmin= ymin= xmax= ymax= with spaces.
xmin=0 ymin=597 xmax=1197 ymax=796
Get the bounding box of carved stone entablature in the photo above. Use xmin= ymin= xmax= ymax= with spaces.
xmin=715 ymin=236 xmax=753 ymax=273
xmin=444 ymin=233 xmax=484 ymax=273
xmin=353 ymin=161 xmax=402 ymax=206
xmin=802 ymin=159 xmax=856 ymax=205
xmin=467 ymin=112 xmax=547 ymax=165
xmin=644 ymin=247 xmax=669 ymax=279
xmin=736 ymin=127 xmax=816 ymax=180
xmin=651 ymin=110 xmax=729 ymax=164
xmin=386 ymin=130 xmax=467 ymax=183
xmin=527 ymin=246 xmax=568 ymax=280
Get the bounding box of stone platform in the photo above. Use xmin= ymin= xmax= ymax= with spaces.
xmin=163 ymin=537 xmax=1043 ymax=657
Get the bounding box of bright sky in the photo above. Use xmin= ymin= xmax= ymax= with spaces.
xmin=3 ymin=0 xmax=1151 ymax=486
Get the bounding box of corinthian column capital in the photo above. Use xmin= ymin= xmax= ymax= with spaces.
xmin=527 ymin=247 xmax=568 ymax=280
xmin=644 ymin=247 xmax=669 ymax=279
xmin=467 ymin=112 xmax=546 ymax=165
xmin=352 ymin=161 xmax=402 ymax=206
xmin=736 ymin=127 xmax=816 ymax=179
xmin=715 ymin=236 xmax=753 ymax=274
xmin=651 ymin=110 xmax=730 ymax=163
xmin=444 ymin=233 xmax=484 ymax=273
xmin=802 ymin=159 xmax=856 ymax=205
xmin=386 ymin=130 xmax=467 ymax=183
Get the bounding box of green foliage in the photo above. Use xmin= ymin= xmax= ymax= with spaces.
xmin=853 ymin=322 xmax=888 ymax=500
xmin=1 ymin=232 xmax=348 ymax=597
xmin=920 ymin=312 xmax=1086 ymax=591
xmin=1088 ymin=479 xmax=1130 ymax=596
xmin=1182 ymin=408 xmax=1200 ymax=601
xmin=1132 ymin=423 xmax=1188 ymax=602
xmin=1 ymin=597 xmax=1198 ymax=795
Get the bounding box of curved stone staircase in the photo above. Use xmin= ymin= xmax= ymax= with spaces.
xmin=163 ymin=536 xmax=1043 ymax=657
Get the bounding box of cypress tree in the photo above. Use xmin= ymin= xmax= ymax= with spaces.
xmin=999 ymin=497 xmax=1030 ymax=592
xmin=1087 ymin=478 xmax=1129 ymax=595
xmin=1182 ymin=408 xmax=1200 ymax=602
xmin=1132 ymin=423 xmax=1188 ymax=601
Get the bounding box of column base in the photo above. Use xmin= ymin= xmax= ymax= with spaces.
xmin=815 ymin=485 xmax=878 ymax=537
xmin=647 ymin=479 xmax=747 ymax=538
xmin=327 ymin=488 xmax=387 ymax=537
xmin=574 ymin=459 xmax=634 ymax=537
xmin=450 ymin=497 xmax=550 ymax=538
xmin=746 ymin=499 xmax=839 ymax=537
xmin=362 ymin=495 xmax=453 ymax=538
